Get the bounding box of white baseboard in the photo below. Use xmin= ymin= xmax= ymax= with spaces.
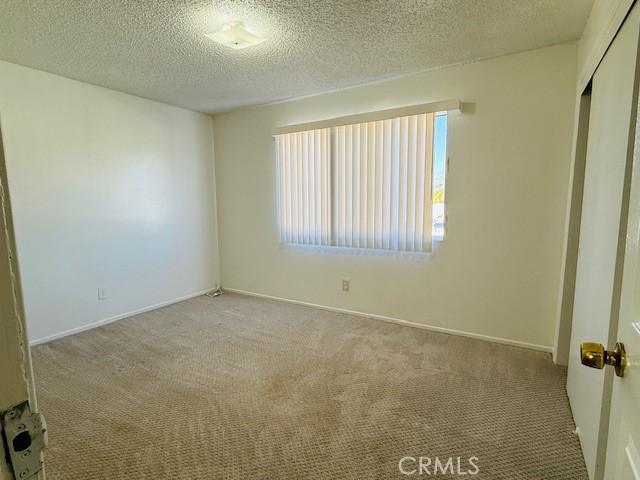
xmin=224 ymin=287 xmax=554 ymax=354
xmin=31 ymin=285 xmax=553 ymax=354
xmin=30 ymin=287 xmax=217 ymax=346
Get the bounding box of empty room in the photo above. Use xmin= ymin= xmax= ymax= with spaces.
xmin=1 ymin=1 xmax=640 ymax=479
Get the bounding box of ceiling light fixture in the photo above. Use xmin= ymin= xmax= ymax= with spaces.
xmin=205 ymin=21 xmax=266 ymax=50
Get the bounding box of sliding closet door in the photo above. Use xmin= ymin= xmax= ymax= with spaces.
xmin=566 ymin=5 xmax=640 ymax=478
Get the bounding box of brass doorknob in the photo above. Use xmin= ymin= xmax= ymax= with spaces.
xmin=580 ymin=342 xmax=627 ymax=377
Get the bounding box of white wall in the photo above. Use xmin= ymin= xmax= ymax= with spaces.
xmin=213 ymin=42 xmax=578 ymax=350
xmin=0 ymin=60 xmax=219 ymax=343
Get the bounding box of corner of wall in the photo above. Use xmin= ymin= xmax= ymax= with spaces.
xmin=209 ymin=115 xmax=222 ymax=288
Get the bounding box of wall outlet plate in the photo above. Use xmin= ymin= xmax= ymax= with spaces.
xmin=97 ymin=288 xmax=107 ymax=300
xmin=341 ymin=278 xmax=350 ymax=292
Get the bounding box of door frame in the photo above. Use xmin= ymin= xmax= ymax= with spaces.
xmin=554 ymin=88 xmax=591 ymax=366
xmin=0 ymin=122 xmax=44 ymax=479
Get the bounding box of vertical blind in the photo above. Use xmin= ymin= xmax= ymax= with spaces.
xmin=276 ymin=129 xmax=332 ymax=245
xmin=276 ymin=112 xmax=435 ymax=252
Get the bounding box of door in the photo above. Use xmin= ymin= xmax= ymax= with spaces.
xmin=0 ymin=124 xmax=45 ymax=479
xmin=567 ymin=4 xmax=640 ymax=479
xmin=603 ymin=68 xmax=640 ymax=480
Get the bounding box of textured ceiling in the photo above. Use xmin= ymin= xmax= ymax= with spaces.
xmin=0 ymin=1 xmax=593 ymax=114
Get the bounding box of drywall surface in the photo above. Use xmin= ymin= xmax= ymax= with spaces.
xmin=213 ymin=43 xmax=578 ymax=349
xmin=0 ymin=60 xmax=219 ymax=343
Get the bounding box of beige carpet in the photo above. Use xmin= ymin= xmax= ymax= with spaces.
xmin=32 ymin=293 xmax=587 ymax=479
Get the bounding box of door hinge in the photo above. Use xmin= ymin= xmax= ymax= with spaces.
xmin=1 ymin=401 xmax=47 ymax=479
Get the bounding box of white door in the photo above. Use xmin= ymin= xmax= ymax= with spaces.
xmin=0 ymin=124 xmax=45 ymax=479
xmin=603 ymin=57 xmax=640 ymax=480
xmin=567 ymin=4 xmax=640 ymax=479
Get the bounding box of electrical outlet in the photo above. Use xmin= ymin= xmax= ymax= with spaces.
xmin=341 ymin=278 xmax=350 ymax=292
xmin=97 ymin=288 xmax=107 ymax=300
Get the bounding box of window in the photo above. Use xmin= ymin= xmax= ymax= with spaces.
xmin=432 ymin=113 xmax=447 ymax=239
xmin=275 ymin=104 xmax=450 ymax=253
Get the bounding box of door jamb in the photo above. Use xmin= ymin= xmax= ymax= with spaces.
xmin=554 ymin=88 xmax=591 ymax=366
xmin=0 ymin=122 xmax=44 ymax=479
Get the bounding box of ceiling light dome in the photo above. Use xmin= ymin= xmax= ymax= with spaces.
xmin=205 ymin=22 xmax=266 ymax=50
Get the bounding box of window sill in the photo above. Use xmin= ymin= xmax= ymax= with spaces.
xmin=279 ymin=237 xmax=445 ymax=257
